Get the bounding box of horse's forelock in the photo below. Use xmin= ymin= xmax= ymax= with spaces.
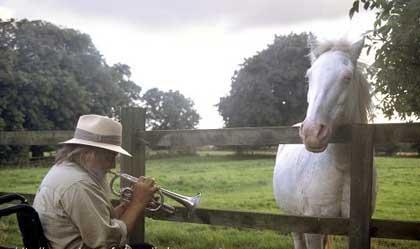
xmin=310 ymin=39 xmax=353 ymax=60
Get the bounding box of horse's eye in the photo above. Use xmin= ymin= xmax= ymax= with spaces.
xmin=343 ymin=76 xmax=352 ymax=83
xmin=342 ymin=71 xmax=352 ymax=83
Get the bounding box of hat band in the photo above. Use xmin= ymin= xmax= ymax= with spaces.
xmin=74 ymin=128 xmax=121 ymax=146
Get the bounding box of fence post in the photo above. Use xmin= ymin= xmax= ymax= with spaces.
xmin=121 ymin=107 xmax=146 ymax=244
xmin=349 ymin=124 xmax=375 ymax=248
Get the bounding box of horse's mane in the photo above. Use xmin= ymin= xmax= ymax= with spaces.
xmin=355 ymin=68 xmax=374 ymax=123
xmin=312 ymin=39 xmax=353 ymax=58
xmin=314 ymin=39 xmax=374 ymax=123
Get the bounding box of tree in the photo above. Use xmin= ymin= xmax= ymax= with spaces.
xmin=0 ymin=19 xmax=142 ymax=162
xmin=217 ymin=33 xmax=311 ymax=128
xmin=142 ymin=88 xmax=200 ymax=130
xmin=350 ymin=0 xmax=420 ymax=119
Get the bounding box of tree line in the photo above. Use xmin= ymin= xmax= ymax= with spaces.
xmin=0 ymin=19 xmax=200 ymax=163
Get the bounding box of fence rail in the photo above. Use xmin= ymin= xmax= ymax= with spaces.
xmin=0 ymin=130 xmax=73 ymax=145
xmin=1 ymin=123 xmax=420 ymax=146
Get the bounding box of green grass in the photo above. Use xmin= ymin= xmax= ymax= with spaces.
xmin=1 ymin=153 xmax=420 ymax=248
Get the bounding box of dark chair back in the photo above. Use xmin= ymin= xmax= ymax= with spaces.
xmin=0 ymin=193 xmax=50 ymax=249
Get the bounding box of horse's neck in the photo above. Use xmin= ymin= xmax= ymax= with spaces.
xmin=338 ymin=74 xmax=369 ymax=126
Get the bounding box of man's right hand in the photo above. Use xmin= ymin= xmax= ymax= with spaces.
xmin=131 ymin=176 xmax=159 ymax=208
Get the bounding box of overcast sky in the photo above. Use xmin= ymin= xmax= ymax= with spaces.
xmin=0 ymin=0 xmax=378 ymax=128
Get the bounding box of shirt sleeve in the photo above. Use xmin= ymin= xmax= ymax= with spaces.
xmin=60 ymin=180 xmax=128 ymax=249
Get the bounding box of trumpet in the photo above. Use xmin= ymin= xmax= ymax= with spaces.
xmin=108 ymin=171 xmax=201 ymax=215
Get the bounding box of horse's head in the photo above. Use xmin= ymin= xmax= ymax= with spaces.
xmin=300 ymin=36 xmax=366 ymax=153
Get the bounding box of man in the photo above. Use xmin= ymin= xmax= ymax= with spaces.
xmin=33 ymin=114 xmax=157 ymax=249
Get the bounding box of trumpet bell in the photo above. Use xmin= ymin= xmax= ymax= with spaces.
xmin=160 ymin=188 xmax=201 ymax=210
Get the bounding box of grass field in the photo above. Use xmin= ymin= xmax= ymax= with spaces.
xmin=1 ymin=152 xmax=420 ymax=248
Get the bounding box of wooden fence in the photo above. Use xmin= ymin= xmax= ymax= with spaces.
xmin=1 ymin=107 xmax=420 ymax=248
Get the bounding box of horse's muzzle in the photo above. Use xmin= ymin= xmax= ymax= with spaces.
xmin=299 ymin=121 xmax=331 ymax=153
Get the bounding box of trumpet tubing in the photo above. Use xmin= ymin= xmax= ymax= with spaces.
xmin=108 ymin=171 xmax=201 ymax=214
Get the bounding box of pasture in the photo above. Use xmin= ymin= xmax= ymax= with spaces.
xmin=1 ymin=152 xmax=420 ymax=249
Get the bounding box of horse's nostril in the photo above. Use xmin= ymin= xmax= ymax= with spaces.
xmin=317 ymin=124 xmax=328 ymax=139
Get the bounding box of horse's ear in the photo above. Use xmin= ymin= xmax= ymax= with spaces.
xmin=308 ymin=33 xmax=320 ymax=64
xmin=351 ymin=38 xmax=365 ymax=62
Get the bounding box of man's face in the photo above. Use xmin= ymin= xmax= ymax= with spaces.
xmin=93 ymin=149 xmax=118 ymax=171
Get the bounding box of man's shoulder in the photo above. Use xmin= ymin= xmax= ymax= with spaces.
xmin=34 ymin=161 xmax=99 ymax=212
xmin=40 ymin=162 xmax=93 ymax=189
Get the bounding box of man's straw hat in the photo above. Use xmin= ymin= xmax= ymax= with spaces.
xmin=61 ymin=115 xmax=132 ymax=157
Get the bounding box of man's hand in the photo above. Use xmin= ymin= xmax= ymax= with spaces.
xmin=131 ymin=176 xmax=159 ymax=208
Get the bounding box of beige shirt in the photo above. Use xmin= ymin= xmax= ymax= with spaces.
xmin=33 ymin=161 xmax=127 ymax=249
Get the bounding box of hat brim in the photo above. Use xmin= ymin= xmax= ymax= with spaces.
xmin=60 ymin=138 xmax=132 ymax=157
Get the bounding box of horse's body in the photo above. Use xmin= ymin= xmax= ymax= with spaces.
xmin=273 ymin=37 xmax=377 ymax=249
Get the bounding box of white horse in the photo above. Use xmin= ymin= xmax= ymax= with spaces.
xmin=273 ymin=37 xmax=377 ymax=249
